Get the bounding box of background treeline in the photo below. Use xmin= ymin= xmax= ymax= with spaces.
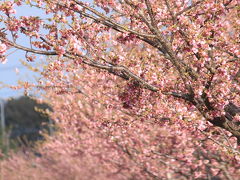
xmin=0 ymin=96 xmax=52 ymax=153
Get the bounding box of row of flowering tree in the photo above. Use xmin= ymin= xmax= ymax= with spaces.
xmin=0 ymin=0 xmax=239 ymax=179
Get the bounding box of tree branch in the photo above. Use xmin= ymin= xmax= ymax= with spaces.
xmin=0 ymin=36 xmax=159 ymax=92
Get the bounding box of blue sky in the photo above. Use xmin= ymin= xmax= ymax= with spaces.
xmin=0 ymin=4 xmax=46 ymax=99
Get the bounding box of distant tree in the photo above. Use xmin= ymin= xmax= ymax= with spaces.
xmin=4 ymin=96 xmax=52 ymax=146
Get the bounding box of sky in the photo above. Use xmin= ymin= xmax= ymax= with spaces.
xmin=0 ymin=4 xmax=46 ymax=99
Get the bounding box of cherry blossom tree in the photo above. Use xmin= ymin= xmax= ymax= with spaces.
xmin=0 ymin=0 xmax=239 ymax=179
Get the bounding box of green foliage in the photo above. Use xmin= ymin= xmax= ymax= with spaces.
xmin=2 ymin=96 xmax=52 ymax=150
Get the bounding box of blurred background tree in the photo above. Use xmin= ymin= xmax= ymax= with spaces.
xmin=0 ymin=96 xmax=52 ymax=152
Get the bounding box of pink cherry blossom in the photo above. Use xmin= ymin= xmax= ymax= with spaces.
xmin=0 ymin=0 xmax=239 ymax=179
xmin=0 ymin=43 xmax=7 ymax=55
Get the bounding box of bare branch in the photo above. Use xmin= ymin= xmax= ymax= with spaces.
xmin=144 ymin=0 xmax=157 ymax=27
xmin=163 ymin=91 xmax=195 ymax=103
xmin=0 ymin=37 xmax=57 ymax=56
